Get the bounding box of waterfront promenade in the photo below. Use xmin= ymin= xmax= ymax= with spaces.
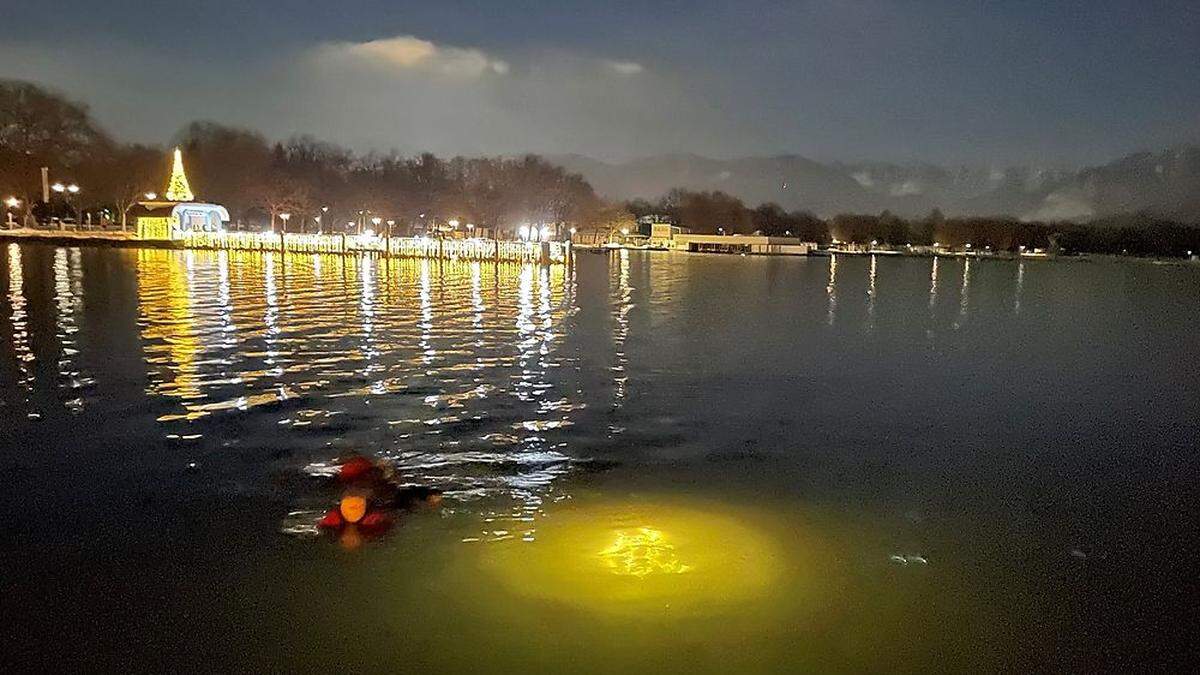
xmin=0 ymin=228 xmax=568 ymax=264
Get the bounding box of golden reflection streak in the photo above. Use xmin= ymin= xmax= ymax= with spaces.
xmin=359 ymin=254 xmax=380 ymax=381
xmin=419 ymin=259 xmax=434 ymax=365
xmin=1014 ymin=260 xmax=1025 ymax=315
xmin=612 ymin=249 xmax=631 ymax=403
xmin=826 ymin=253 xmax=838 ymax=326
xmin=471 ymin=261 xmax=484 ymax=339
xmin=217 ymin=250 xmax=236 ymax=349
xmin=929 ymin=256 xmax=939 ymax=310
xmin=138 ymin=249 xmax=202 ymax=403
xmin=54 ymin=248 xmax=84 ymax=411
xmin=7 ymin=243 xmax=33 ymax=404
xmin=955 ymin=258 xmax=972 ymax=329
xmin=867 ymin=253 xmax=877 ymax=331
xmin=263 ymin=253 xmax=281 ymax=374
xmin=514 ymin=264 xmax=534 ymax=390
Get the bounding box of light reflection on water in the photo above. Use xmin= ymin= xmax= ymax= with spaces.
xmin=2 ymin=245 xmax=1199 ymax=672
xmin=132 ymin=249 xmax=583 ymax=529
xmin=6 ymin=243 xmax=32 ymax=407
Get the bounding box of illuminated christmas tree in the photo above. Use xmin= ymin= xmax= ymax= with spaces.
xmin=164 ymin=147 xmax=195 ymax=202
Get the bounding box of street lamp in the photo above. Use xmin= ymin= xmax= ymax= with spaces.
xmin=51 ymin=183 xmax=81 ymax=229
xmin=279 ymin=212 xmax=291 ymax=233
xmin=448 ymin=218 xmax=459 ymax=229
xmin=518 ymin=224 xmax=531 ymax=241
xmin=4 ymin=196 xmax=20 ymax=227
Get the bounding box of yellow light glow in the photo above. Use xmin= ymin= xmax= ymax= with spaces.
xmin=479 ymin=499 xmax=787 ymax=615
xmin=598 ymin=527 xmax=692 ymax=578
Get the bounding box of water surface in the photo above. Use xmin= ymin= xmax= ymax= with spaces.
xmin=2 ymin=244 xmax=1197 ymax=672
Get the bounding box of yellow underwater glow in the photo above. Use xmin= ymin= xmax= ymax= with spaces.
xmin=598 ymin=527 xmax=692 ymax=578
xmin=479 ymin=498 xmax=787 ymax=615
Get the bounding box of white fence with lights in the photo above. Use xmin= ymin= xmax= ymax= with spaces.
xmin=176 ymin=231 xmax=568 ymax=264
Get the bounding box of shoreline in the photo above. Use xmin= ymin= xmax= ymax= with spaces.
xmin=4 ymin=229 xmax=1196 ymax=265
xmin=0 ymin=228 xmax=567 ymax=264
xmin=577 ymin=243 xmax=1199 ymax=264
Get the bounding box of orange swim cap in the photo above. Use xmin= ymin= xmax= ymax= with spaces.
xmin=339 ymin=494 xmax=368 ymax=523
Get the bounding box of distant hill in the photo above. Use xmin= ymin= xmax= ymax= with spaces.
xmin=550 ymin=153 xmax=880 ymax=216
xmin=551 ymin=145 xmax=1200 ymax=223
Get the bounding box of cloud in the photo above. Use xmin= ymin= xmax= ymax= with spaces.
xmin=889 ymin=179 xmax=922 ymax=196
xmin=318 ymin=35 xmax=509 ymax=78
xmin=1023 ymin=190 xmax=1094 ymax=222
xmin=0 ymin=34 xmax=747 ymax=161
xmin=604 ymin=60 xmax=644 ymax=76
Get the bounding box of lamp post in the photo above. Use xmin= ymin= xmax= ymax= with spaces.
xmin=279 ymin=212 xmax=291 ymax=233
xmin=369 ymin=216 xmax=382 ymax=237
xmin=4 ymin=196 xmax=20 ymax=228
xmin=51 ymin=182 xmax=81 ymax=230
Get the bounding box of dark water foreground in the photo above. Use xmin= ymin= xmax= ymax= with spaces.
xmin=1 ymin=244 xmax=1197 ymax=672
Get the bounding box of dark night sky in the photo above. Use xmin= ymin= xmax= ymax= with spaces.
xmin=3 ymin=0 xmax=1198 ymax=165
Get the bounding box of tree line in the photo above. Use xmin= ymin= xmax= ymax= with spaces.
xmin=2 ymin=79 xmax=1197 ymax=255
xmin=1 ymin=80 xmax=601 ymax=235
xmin=621 ymin=190 xmax=1200 ymax=256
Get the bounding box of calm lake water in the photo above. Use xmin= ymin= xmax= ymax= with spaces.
xmin=2 ymin=243 xmax=1197 ymax=672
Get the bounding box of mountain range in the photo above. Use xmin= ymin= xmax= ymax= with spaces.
xmin=551 ymin=145 xmax=1200 ymax=223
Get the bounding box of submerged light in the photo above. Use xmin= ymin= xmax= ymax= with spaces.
xmin=480 ymin=499 xmax=790 ymax=615
xmin=598 ymin=527 xmax=692 ymax=578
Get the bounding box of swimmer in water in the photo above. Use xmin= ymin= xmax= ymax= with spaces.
xmin=317 ymin=454 xmax=444 ymax=543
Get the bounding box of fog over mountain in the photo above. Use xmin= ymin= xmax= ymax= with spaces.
xmin=552 ymin=146 xmax=1200 ymax=223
